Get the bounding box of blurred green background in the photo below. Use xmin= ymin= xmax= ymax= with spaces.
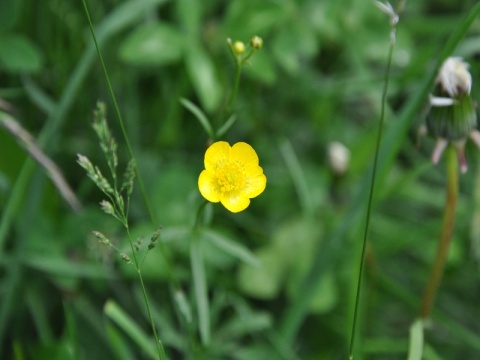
xmin=1 ymin=0 xmax=480 ymax=359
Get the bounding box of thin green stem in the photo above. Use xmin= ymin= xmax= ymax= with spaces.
xmin=420 ymin=146 xmax=458 ymax=319
xmin=126 ymin=225 xmax=166 ymax=360
xmin=193 ymin=200 xmax=209 ymax=232
xmin=81 ymin=0 xmax=156 ymax=226
xmin=226 ymin=62 xmax=242 ymax=114
xmin=348 ymin=28 xmax=396 ymax=360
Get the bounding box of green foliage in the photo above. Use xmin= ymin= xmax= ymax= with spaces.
xmin=118 ymin=23 xmax=184 ymax=66
xmin=2 ymin=0 xmax=480 ymax=359
xmin=0 ymin=33 xmax=43 ymax=73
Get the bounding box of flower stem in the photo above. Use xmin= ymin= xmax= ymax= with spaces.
xmin=421 ymin=145 xmax=458 ymax=319
xmin=226 ymin=62 xmax=242 ymax=113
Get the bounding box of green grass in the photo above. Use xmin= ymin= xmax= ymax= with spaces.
xmin=1 ymin=0 xmax=480 ymax=359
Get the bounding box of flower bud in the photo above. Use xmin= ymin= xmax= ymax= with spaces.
xmin=233 ymin=41 xmax=245 ymax=55
xmin=250 ymin=36 xmax=263 ymax=50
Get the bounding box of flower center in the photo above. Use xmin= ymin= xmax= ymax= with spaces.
xmin=215 ymin=160 xmax=246 ymax=194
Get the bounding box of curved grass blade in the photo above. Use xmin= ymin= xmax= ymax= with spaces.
xmin=104 ymin=300 xmax=157 ymax=359
xmin=190 ymin=232 xmax=210 ymax=345
xmin=180 ymin=97 xmax=215 ymax=140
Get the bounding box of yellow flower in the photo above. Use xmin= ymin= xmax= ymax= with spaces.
xmin=198 ymin=141 xmax=267 ymax=213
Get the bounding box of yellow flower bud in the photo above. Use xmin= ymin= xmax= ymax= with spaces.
xmin=233 ymin=41 xmax=246 ymax=55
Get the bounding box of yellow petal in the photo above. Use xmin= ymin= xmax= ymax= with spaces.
xmin=221 ymin=194 xmax=250 ymax=213
xmin=244 ymin=173 xmax=267 ymax=198
xmin=244 ymin=164 xmax=264 ymax=178
xmin=231 ymin=142 xmax=259 ymax=167
xmin=198 ymin=170 xmax=221 ymax=203
xmin=204 ymin=141 xmax=231 ymax=171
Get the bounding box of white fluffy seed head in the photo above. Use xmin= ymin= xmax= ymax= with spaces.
xmin=437 ymin=57 xmax=472 ymax=97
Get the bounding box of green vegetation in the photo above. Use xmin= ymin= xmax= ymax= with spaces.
xmin=1 ymin=0 xmax=480 ymax=359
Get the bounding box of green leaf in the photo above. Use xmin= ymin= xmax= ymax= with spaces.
xmin=272 ymin=24 xmax=318 ymax=75
xmin=173 ymin=289 xmax=192 ymax=324
xmin=0 ymin=33 xmax=43 ymax=73
xmin=175 ymin=0 xmax=202 ymax=35
xmin=216 ymin=114 xmax=237 ymax=139
xmin=279 ymin=139 xmax=314 ymax=216
xmin=223 ymin=1 xmax=288 ymax=40
xmin=184 ymin=43 xmax=222 ymax=112
xmin=118 ymin=23 xmax=183 ymax=66
xmin=243 ymin=50 xmax=277 ymax=85
xmin=95 ymin=0 xmax=170 ymax=41
xmin=237 ymin=246 xmax=285 ymax=299
xmin=302 ymin=272 xmax=338 ymax=314
xmin=23 ymin=255 xmax=115 ymax=279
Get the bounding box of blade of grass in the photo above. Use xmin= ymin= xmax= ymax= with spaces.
xmin=279 ymin=3 xmax=480 ymax=345
xmin=407 ymin=319 xmax=424 ymax=360
xmin=180 ymin=98 xmax=215 ymax=140
xmin=71 ymin=295 xmax=115 ymax=353
xmin=105 ymin=322 xmax=136 ymax=360
xmin=279 ymin=138 xmax=314 ymax=216
xmin=22 ymin=255 xmax=116 ymax=279
xmin=63 ymin=302 xmax=80 ymax=360
xmin=0 ymin=264 xmax=23 ymax=347
xmin=190 ymin=232 xmax=210 ymax=345
xmin=104 ymin=300 xmax=157 ymax=359
xmin=0 ymin=111 xmax=81 ymax=211
xmin=26 ymin=286 xmax=54 ymax=344
xmin=203 ymin=229 xmax=260 ymax=268
xmin=216 ymin=114 xmax=237 ymax=139
xmin=22 ymin=75 xmax=56 ymax=115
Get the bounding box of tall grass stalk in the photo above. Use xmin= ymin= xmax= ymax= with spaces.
xmin=348 ymin=2 xmax=400 ymax=358
xmin=125 ymin=226 xmax=166 ymax=359
xmin=81 ymin=2 xmax=170 ymax=359
xmin=81 ymin=0 xmax=156 ymax=226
